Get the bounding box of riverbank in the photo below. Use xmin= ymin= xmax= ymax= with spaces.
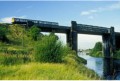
xmin=90 ymin=51 xmax=103 ymax=58
xmin=0 ymin=54 xmax=100 ymax=80
xmin=89 ymin=42 xmax=103 ymax=58
xmin=78 ymin=52 xmax=103 ymax=77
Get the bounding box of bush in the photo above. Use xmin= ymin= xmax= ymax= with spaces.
xmin=28 ymin=25 xmax=41 ymax=41
xmin=34 ymin=33 xmax=66 ymax=63
xmin=0 ymin=26 xmax=8 ymax=42
xmin=90 ymin=42 xmax=103 ymax=57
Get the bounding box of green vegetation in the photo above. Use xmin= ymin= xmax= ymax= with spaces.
xmin=35 ymin=34 xmax=64 ymax=63
xmin=0 ymin=62 xmax=100 ymax=80
xmin=0 ymin=24 xmax=100 ymax=80
xmin=0 ymin=24 xmax=8 ymax=42
xmin=28 ymin=25 xmax=41 ymax=41
xmin=90 ymin=42 xmax=103 ymax=57
xmin=114 ymin=50 xmax=120 ymax=59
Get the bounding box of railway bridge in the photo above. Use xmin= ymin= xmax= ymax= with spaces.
xmin=12 ymin=18 xmax=120 ymax=79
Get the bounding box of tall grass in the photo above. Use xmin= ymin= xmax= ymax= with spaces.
xmin=0 ymin=62 xmax=100 ymax=80
xmin=0 ymin=46 xmax=31 ymax=65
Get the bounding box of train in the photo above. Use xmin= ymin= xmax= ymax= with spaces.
xmin=12 ymin=18 xmax=59 ymax=26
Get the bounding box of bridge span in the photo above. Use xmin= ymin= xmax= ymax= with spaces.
xmin=12 ymin=18 xmax=120 ymax=79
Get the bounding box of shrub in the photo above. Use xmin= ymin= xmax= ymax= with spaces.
xmin=0 ymin=26 xmax=8 ymax=42
xmin=28 ymin=25 xmax=41 ymax=41
xmin=34 ymin=33 xmax=65 ymax=63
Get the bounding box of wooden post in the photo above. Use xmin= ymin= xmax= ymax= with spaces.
xmin=71 ymin=21 xmax=78 ymax=52
xmin=102 ymin=34 xmax=111 ymax=79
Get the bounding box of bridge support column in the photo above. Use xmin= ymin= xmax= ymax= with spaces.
xmin=103 ymin=27 xmax=116 ymax=79
xmin=66 ymin=30 xmax=72 ymax=47
xmin=110 ymin=27 xmax=116 ymax=55
xmin=71 ymin=21 xmax=78 ymax=53
xmin=110 ymin=27 xmax=116 ymax=77
xmin=102 ymin=34 xmax=111 ymax=79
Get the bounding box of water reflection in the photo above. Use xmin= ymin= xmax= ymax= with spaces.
xmin=78 ymin=52 xmax=103 ymax=77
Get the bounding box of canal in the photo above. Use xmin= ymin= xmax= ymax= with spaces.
xmin=78 ymin=52 xmax=103 ymax=77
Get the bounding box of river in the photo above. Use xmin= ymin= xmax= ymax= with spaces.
xmin=78 ymin=52 xmax=103 ymax=77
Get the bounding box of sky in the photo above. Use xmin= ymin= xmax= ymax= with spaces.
xmin=0 ymin=1 xmax=120 ymax=49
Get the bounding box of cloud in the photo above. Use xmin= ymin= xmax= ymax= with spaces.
xmin=88 ymin=15 xmax=94 ymax=19
xmin=0 ymin=16 xmax=27 ymax=23
xmin=80 ymin=2 xmax=120 ymax=16
xmin=81 ymin=9 xmax=97 ymax=16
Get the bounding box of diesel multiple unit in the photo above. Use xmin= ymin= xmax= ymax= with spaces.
xmin=12 ymin=18 xmax=59 ymax=26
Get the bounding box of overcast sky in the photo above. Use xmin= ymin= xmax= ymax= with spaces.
xmin=0 ymin=1 xmax=120 ymax=49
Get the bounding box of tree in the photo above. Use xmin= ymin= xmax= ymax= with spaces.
xmin=93 ymin=42 xmax=102 ymax=52
xmin=90 ymin=42 xmax=103 ymax=57
xmin=0 ymin=24 xmax=8 ymax=42
xmin=28 ymin=25 xmax=40 ymax=41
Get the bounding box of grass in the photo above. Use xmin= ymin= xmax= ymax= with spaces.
xmin=0 ymin=62 xmax=100 ymax=80
xmin=0 ymin=45 xmax=100 ymax=80
xmin=0 ymin=25 xmax=101 ymax=80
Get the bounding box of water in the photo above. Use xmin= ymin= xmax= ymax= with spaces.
xmin=78 ymin=52 xmax=103 ymax=77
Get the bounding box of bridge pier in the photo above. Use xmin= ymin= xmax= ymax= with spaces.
xmin=110 ymin=27 xmax=116 ymax=78
xmin=102 ymin=34 xmax=111 ymax=79
xmin=66 ymin=30 xmax=72 ymax=47
xmin=71 ymin=21 xmax=78 ymax=53
xmin=102 ymin=34 xmax=111 ymax=78
xmin=102 ymin=27 xmax=116 ymax=79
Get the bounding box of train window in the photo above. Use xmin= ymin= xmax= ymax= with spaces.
xmin=19 ymin=19 xmax=23 ymax=22
xmin=15 ymin=18 xmax=19 ymax=21
xmin=41 ymin=21 xmax=44 ymax=24
xmin=38 ymin=21 xmax=41 ymax=24
xmin=22 ymin=19 xmax=25 ymax=22
xmin=33 ymin=20 xmax=37 ymax=23
xmin=44 ymin=22 xmax=47 ymax=24
xmin=24 ymin=19 xmax=27 ymax=22
xmin=21 ymin=19 xmax=27 ymax=22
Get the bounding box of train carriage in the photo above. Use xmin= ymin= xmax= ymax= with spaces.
xmin=12 ymin=18 xmax=59 ymax=27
